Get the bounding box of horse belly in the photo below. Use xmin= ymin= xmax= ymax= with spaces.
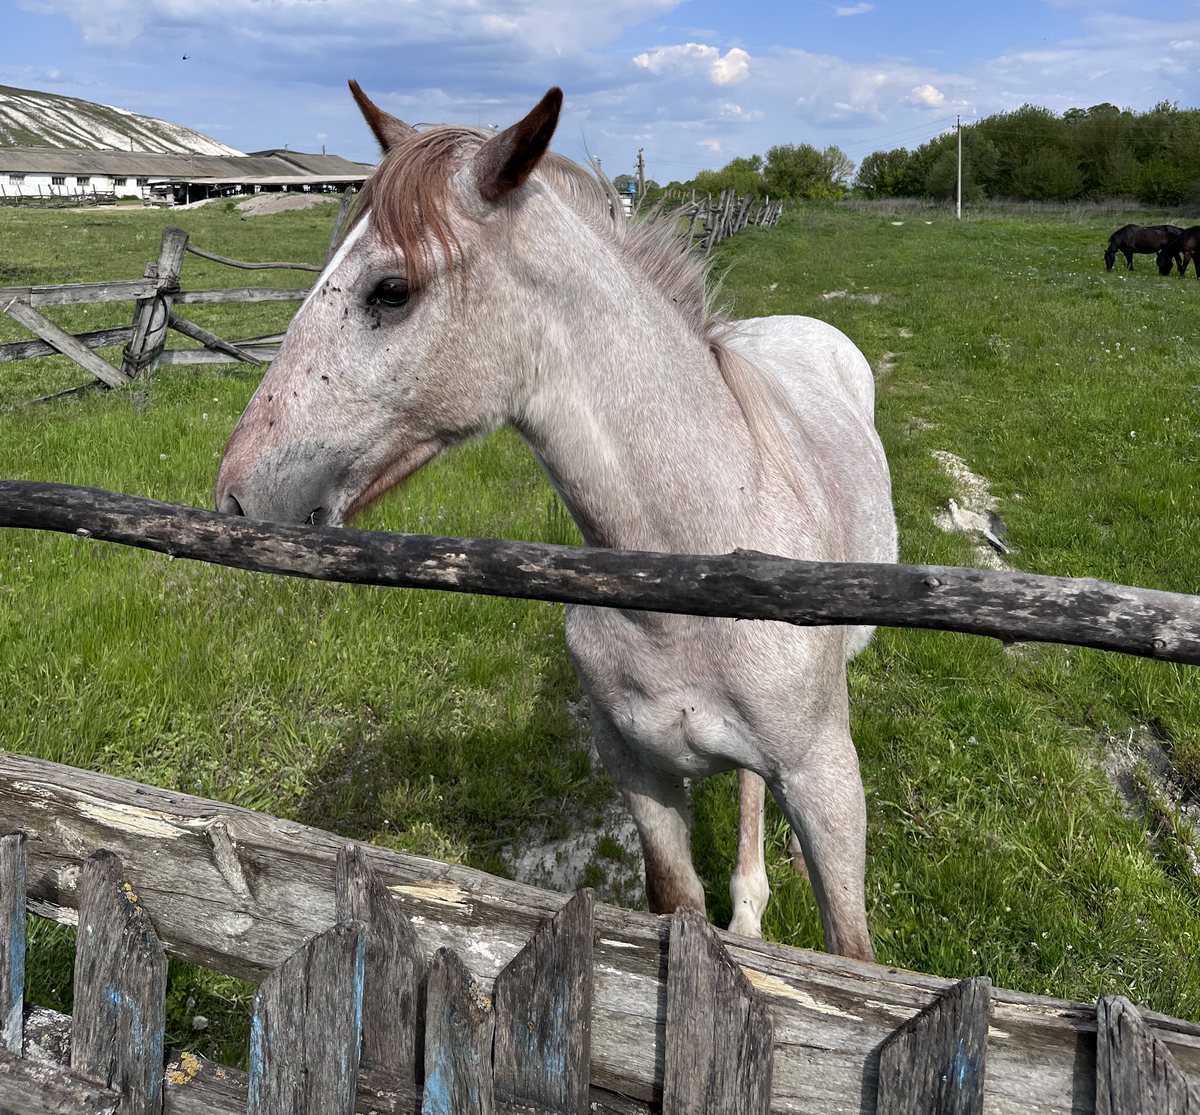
xmin=565 ymin=608 xmax=835 ymax=777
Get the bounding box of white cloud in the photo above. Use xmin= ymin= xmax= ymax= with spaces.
xmin=633 ymin=43 xmax=751 ymax=86
xmin=834 ymin=4 xmax=874 ymax=16
xmin=908 ymin=83 xmax=946 ymax=108
xmin=717 ymin=101 xmax=763 ymax=122
xmin=710 ymin=47 xmax=750 ymax=85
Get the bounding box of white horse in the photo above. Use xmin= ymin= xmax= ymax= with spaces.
xmin=215 ymin=84 xmax=896 ymax=959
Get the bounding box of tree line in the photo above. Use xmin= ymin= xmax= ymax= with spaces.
xmin=642 ymin=101 xmax=1200 ymax=206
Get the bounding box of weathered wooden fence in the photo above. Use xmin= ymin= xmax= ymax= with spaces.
xmin=0 ymin=753 xmax=1199 ymax=1114
xmin=682 ymin=189 xmax=784 ymax=254
xmin=0 ymin=202 xmax=356 ymax=398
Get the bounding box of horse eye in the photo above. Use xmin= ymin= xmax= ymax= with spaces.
xmin=368 ymin=278 xmax=410 ymax=308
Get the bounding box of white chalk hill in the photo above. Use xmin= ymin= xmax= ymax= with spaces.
xmin=0 ymin=84 xmax=242 ymax=156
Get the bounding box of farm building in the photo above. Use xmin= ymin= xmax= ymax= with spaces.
xmin=0 ymin=146 xmax=374 ymax=205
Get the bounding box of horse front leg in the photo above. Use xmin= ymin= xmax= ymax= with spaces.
xmin=772 ymin=726 xmax=874 ymax=962
xmin=590 ymin=705 xmax=707 ymax=917
xmin=1124 ymin=249 xmax=1134 ymax=270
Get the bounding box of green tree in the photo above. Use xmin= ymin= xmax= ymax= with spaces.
xmin=764 ymin=143 xmax=852 ymax=199
xmin=1137 ymin=158 xmax=1189 ymax=205
xmin=853 ymin=148 xmax=912 ymax=196
xmin=1011 ymin=149 xmax=1083 ymax=200
xmin=691 ymin=154 xmax=764 ymax=198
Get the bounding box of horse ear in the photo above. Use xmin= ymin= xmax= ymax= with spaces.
xmin=471 ymin=88 xmax=563 ymax=204
xmin=348 ymin=79 xmax=415 ymax=152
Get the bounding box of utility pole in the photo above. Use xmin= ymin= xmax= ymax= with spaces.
xmin=956 ymin=114 xmax=962 ymax=220
xmin=637 ymin=148 xmax=645 ymax=199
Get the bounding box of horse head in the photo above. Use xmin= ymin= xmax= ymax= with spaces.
xmin=214 ymin=83 xmax=564 ymax=525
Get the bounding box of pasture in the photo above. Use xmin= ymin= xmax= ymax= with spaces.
xmin=2 ymin=198 xmax=1199 ymax=1062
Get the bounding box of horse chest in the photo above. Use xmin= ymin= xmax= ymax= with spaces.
xmin=565 ymin=608 xmax=764 ymax=775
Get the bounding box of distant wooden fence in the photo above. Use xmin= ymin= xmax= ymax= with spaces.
xmin=682 ymin=189 xmax=784 ymax=254
xmin=0 ymin=752 xmax=1199 ymax=1114
xmin=0 ymin=185 xmax=118 ymax=208
xmin=0 ymin=198 xmax=356 ymax=398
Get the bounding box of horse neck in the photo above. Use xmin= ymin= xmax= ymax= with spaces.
xmin=509 ymin=237 xmax=764 ymax=553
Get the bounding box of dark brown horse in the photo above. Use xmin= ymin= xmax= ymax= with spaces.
xmin=1157 ymin=226 xmax=1200 ymax=277
xmin=1105 ymin=224 xmax=1183 ymax=270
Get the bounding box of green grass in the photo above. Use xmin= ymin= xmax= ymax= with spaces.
xmin=2 ymin=199 xmax=1200 ymax=1063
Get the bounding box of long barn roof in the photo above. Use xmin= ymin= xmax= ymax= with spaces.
xmin=0 ymin=147 xmax=375 ymax=181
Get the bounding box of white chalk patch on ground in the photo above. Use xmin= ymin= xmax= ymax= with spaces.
xmin=822 ymin=290 xmax=883 ymax=304
xmin=875 ymin=352 xmax=897 ymax=379
xmin=235 ymin=194 xmax=341 ymax=217
xmin=930 ymin=450 xmax=1016 ymax=572
xmin=506 ymin=799 xmax=644 ymax=908
xmin=1102 ymin=725 xmax=1200 ymax=876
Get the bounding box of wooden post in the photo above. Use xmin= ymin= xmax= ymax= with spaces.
xmin=121 ymin=226 xmax=189 ymax=380
xmin=335 ymin=844 xmax=426 ymax=1089
xmin=247 ymin=920 xmax=367 ymax=1115
xmin=875 ymin=976 xmax=991 ymax=1114
xmin=70 ymin=851 xmax=167 ymax=1115
xmin=326 ymin=188 xmax=357 ymax=265
xmin=1096 ymin=995 xmax=1200 ymax=1114
xmin=0 ymin=835 xmax=25 ymax=1057
xmin=492 ymin=889 xmax=594 ymax=1112
xmin=663 ymin=907 xmax=773 ymax=1115
xmin=422 ymin=948 xmax=495 ymax=1115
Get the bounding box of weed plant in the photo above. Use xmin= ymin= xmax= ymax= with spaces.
xmin=1 ymin=199 xmax=1199 ymax=1062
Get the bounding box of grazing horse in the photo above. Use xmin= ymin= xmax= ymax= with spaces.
xmin=1105 ymin=223 xmax=1183 ymax=271
xmin=1157 ymin=226 xmax=1200 ymax=277
xmin=214 ymin=85 xmax=897 ymax=959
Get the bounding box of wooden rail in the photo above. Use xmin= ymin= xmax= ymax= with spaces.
xmin=1 ymin=479 xmax=1199 ymax=666
xmin=0 ymin=753 xmax=1197 ymax=1113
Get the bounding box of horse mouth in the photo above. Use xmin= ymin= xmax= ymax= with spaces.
xmin=342 ymin=440 xmax=443 ymax=523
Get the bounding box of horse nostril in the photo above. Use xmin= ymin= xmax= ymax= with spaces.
xmin=219 ymin=493 xmax=245 ymax=517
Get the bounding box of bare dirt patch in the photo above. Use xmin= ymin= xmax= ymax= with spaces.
xmin=822 ymin=290 xmax=883 ymax=304
xmin=1102 ymin=724 xmax=1200 ymax=876
xmin=235 ymin=194 xmax=341 ymax=217
xmin=930 ymin=450 xmax=1016 ymax=571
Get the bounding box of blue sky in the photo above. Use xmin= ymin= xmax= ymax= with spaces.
xmin=4 ymin=1 xmax=1199 ymax=182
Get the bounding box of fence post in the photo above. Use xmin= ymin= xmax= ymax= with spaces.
xmin=70 ymin=850 xmax=167 ymax=1115
xmin=335 ymin=844 xmax=426 ymax=1088
xmin=663 ymin=907 xmax=773 ymax=1115
xmin=325 ymin=188 xmax=357 ymax=265
xmin=492 ymin=889 xmax=594 ymax=1112
xmin=1096 ymin=995 xmax=1200 ymax=1114
xmin=121 ymin=226 xmax=189 ymax=379
xmin=247 ymin=920 xmax=367 ymax=1115
xmin=0 ymin=834 xmax=24 ymax=1057
xmin=423 ymin=948 xmax=496 ymax=1115
xmin=875 ymin=976 xmax=991 ymax=1114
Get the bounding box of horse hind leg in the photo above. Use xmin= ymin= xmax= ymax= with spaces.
xmin=730 ymin=770 xmax=815 ymax=936
xmin=590 ymin=706 xmax=706 ymax=916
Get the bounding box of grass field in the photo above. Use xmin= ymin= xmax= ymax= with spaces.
xmin=2 ymin=196 xmax=1199 ymax=1063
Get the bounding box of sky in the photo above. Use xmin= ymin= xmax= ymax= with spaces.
xmin=3 ymin=0 xmax=1199 ymax=183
